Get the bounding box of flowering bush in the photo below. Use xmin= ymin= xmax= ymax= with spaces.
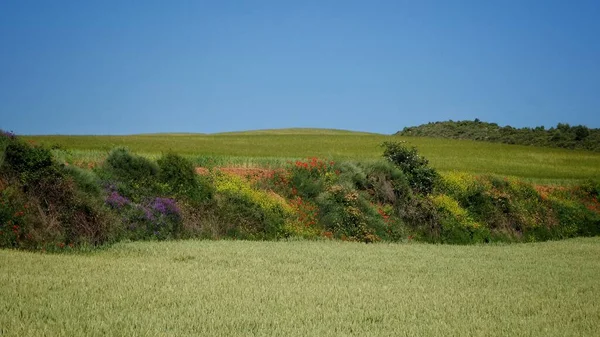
xmin=106 ymin=191 xmax=130 ymax=209
xmin=283 ymin=196 xmax=321 ymax=238
xmin=286 ymin=157 xmax=336 ymax=199
xmin=430 ymin=193 xmax=490 ymax=243
xmin=151 ymin=197 xmax=181 ymax=217
xmin=316 ymin=184 xmax=384 ymax=242
xmin=103 ymin=191 xmax=183 ymax=240
xmin=213 ymin=172 xmax=294 ymax=239
xmin=0 ymin=186 xmax=30 ymax=248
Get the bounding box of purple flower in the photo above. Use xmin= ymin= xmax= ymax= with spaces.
xmin=150 ymin=197 xmax=180 ymax=217
xmin=106 ymin=191 xmax=130 ymax=209
xmin=0 ymin=130 xmax=16 ymax=139
xmin=141 ymin=206 xmax=154 ymax=221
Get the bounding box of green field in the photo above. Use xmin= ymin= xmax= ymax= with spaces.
xmin=1 ymin=238 xmax=599 ymax=336
xmin=24 ymin=129 xmax=600 ymax=183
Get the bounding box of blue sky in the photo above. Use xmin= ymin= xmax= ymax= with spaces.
xmin=1 ymin=0 xmax=599 ymax=135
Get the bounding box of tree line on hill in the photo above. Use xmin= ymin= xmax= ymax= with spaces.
xmin=396 ymin=119 xmax=600 ymax=152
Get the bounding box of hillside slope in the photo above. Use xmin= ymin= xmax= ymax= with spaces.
xmin=397 ymin=120 xmax=600 ymax=152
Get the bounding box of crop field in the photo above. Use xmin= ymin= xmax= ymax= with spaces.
xmin=1 ymin=238 xmax=599 ymax=336
xmin=23 ymin=129 xmax=600 ymax=184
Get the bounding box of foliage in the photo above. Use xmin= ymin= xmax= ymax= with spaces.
xmin=315 ymin=185 xmax=383 ymax=242
xmin=360 ymin=160 xmax=411 ymax=204
xmin=430 ymin=194 xmax=490 ymax=244
xmin=436 ymin=172 xmax=600 ymax=243
xmin=269 ymin=158 xmax=406 ymax=242
xmin=101 ymin=147 xmax=160 ymax=200
xmin=398 ymin=119 xmax=600 ymax=152
xmin=2 ymin=138 xmax=59 ymax=188
xmin=102 ymin=186 xmax=184 ymax=241
xmin=382 ymin=141 xmax=439 ymax=194
xmin=2 ymin=129 xmax=599 ymax=249
xmin=213 ymin=172 xmax=294 ymax=239
xmin=0 ymin=132 xmax=118 ymax=250
xmin=157 ymin=152 xmax=213 ymax=202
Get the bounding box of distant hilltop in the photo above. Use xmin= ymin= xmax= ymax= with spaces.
xmin=396 ymin=119 xmax=600 ymax=152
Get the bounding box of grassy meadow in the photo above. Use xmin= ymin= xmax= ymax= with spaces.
xmin=2 ymin=238 xmax=599 ymax=337
xmin=24 ymin=129 xmax=600 ymax=184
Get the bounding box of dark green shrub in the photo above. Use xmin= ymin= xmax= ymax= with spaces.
xmin=336 ymin=162 xmax=367 ymax=189
xmin=101 ymin=148 xmax=160 ymax=200
xmin=0 ymin=183 xmax=36 ymax=248
xmin=64 ymin=165 xmax=102 ymax=196
xmin=395 ymin=195 xmax=440 ymax=242
xmin=2 ymin=139 xmax=59 ymax=188
xmin=105 ymin=147 xmax=159 ymax=181
xmin=315 ymin=185 xmax=384 ymax=242
xmin=580 ymin=180 xmax=600 ymax=199
xmin=286 ymin=158 xmax=335 ymax=199
xmin=157 ymin=152 xmax=212 ymax=202
xmin=0 ymin=135 xmax=119 ymax=250
xmin=361 ymin=161 xmax=411 ymax=204
xmin=382 ymin=142 xmax=438 ymax=194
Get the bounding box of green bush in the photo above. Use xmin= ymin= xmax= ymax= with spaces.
xmin=396 ymin=119 xmax=600 ymax=152
xmin=0 ymin=183 xmax=35 ymax=248
xmin=2 ymin=139 xmax=59 ymax=188
xmin=213 ymin=172 xmax=293 ymax=239
xmin=0 ymin=135 xmax=119 ymax=250
xmin=157 ymin=152 xmax=212 ymax=202
xmin=580 ymin=180 xmax=600 ymax=199
xmin=105 ymin=147 xmax=159 ymax=181
xmin=101 ymin=148 xmax=160 ymax=200
xmin=430 ymin=194 xmax=491 ymax=244
xmin=361 ymin=160 xmax=411 ymax=204
xmin=64 ymin=165 xmax=102 ymax=196
xmin=382 ymin=142 xmax=438 ymax=194
xmin=286 ymin=158 xmax=335 ymax=199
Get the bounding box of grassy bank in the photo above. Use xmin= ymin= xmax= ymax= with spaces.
xmin=1 ymin=238 xmax=599 ymax=336
xmin=24 ymin=130 xmax=600 ymax=183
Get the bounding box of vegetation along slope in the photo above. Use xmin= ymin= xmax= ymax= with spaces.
xmin=1 ymin=129 xmax=599 ymax=250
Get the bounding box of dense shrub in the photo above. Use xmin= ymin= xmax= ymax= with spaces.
xmin=267 ymin=158 xmax=409 ymax=242
xmin=2 ymin=129 xmax=598 ymax=249
xmin=580 ymin=180 xmax=600 ymax=200
xmin=436 ymin=172 xmax=600 ymax=243
xmin=0 ymin=134 xmax=118 ymax=250
xmin=103 ymin=185 xmax=184 ymax=241
xmin=286 ymin=157 xmax=336 ymax=199
xmin=382 ymin=142 xmax=438 ymax=194
xmin=430 ymin=194 xmax=491 ymax=244
xmin=315 ymin=185 xmax=384 ymax=242
xmin=213 ymin=172 xmax=293 ymax=239
xmin=101 ymin=148 xmax=160 ymax=200
xmin=157 ymin=152 xmax=212 ymax=202
xmin=2 ymin=139 xmax=59 ymax=188
xmin=360 ymin=161 xmax=411 ymax=204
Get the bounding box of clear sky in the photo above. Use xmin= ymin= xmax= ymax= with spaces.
xmin=1 ymin=0 xmax=599 ymax=135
